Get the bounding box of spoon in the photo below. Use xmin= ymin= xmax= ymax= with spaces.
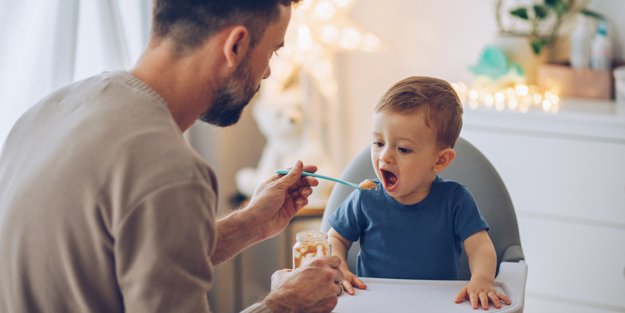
xmin=275 ymin=169 xmax=377 ymax=190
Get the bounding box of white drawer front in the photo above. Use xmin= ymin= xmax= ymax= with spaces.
xmin=525 ymin=296 xmax=624 ymax=313
xmin=461 ymin=130 xmax=625 ymax=225
xmin=519 ymin=216 xmax=625 ymax=309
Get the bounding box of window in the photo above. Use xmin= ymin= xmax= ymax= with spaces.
xmin=0 ymin=0 xmax=150 ymax=149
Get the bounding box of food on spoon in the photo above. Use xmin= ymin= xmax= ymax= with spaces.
xmin=358 ymin=179 xmax=377 ymax=190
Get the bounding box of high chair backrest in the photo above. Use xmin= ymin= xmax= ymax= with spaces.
xmin=320 ymin=137 xmax=525 ymax=279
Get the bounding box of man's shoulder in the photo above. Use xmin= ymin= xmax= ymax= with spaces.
xmin=66 ymin=72 xmax=213 ymax=191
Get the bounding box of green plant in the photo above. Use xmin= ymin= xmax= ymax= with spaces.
xmin=496 ymin=0 xmax=603 ymax=55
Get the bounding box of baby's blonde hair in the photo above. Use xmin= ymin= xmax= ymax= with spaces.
xmin=375 ymin=76 xmax=463 ymax=148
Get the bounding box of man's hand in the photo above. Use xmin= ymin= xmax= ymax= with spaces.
xmin=264 ymin=256 xmax=345 ymax=313
xmin=211 ymin=161 xmax=318 ymax=265
xmin=245 ymin=160 xmax=319 ymax=239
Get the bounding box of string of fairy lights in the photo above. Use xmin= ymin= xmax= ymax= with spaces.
xmin=452 ymin=82 xmax=561 ymax=114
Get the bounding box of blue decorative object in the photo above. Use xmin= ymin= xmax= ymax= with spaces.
xmin=468 ymin=45 xmax=524 ymax=80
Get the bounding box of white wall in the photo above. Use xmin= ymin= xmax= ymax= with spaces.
xmin=338 ymin=0 xmax=625 ymax=162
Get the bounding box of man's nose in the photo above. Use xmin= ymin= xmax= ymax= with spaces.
xmin=263 ymin=66 xmax=271 ymax=79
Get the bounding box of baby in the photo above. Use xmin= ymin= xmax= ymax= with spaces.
xmin=327 ymin=76 xmax=511 ymax=310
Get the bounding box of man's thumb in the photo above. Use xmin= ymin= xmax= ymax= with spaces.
xmin=281 ymin=160 xmax=304 ymax=184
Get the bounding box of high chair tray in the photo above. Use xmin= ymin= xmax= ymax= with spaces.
xmin=334 ymin=262 xmax=526 ymax=313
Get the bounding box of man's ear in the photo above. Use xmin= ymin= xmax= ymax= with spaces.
xmin=433 ymin=147 xmax=456 ymax=174
xmin=223 ymin=26 xmax=250 ymax=68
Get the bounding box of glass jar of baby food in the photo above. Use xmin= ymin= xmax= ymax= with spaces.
xmin=292 ymin=230 xmax=331 ymax=269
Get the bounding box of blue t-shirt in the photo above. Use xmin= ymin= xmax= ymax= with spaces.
xmin=329 ymin=176 xmax=488 ymax=280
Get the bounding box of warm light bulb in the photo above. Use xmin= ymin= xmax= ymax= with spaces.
xmin=495 ymin=92 xmax=505 ymax=103
xmin=297 ymin=25 xmax=314 ymax=51
xmin=542 ymin=99 xmax=551 ymax=112
xmin=320 ymin=25 xmax=340 ymax=44
xmin=547 ymin=93 xmax=560 ymax=105
xmin=314 ymin=0 xmax=337 ymax=20
xmin=505 ymin=87 xmax=515 ymax=99
xmin=532 ymin=93 xmax=543 ymax=105
xmin=484 ymin=94 xmax=494 ymax=107
xmin=339 ymin=26 xmax=362 ymax=49
xmin=516 ymin=84 xmax=529 ymax=96
xmin=469 ymin=89 xmax=479 ymax=101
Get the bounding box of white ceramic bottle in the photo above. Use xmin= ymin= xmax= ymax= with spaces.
xmin=570 ymin=15 xmax=591 ymax=69
xmin=591 ymin=21 xmax=613 ymax=70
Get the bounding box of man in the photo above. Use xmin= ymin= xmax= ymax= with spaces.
xmin=0 ymin=1 xmax=344 ymax=312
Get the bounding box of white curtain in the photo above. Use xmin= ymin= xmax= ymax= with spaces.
xmin=0 ymin=0 xmax=152 ymax=149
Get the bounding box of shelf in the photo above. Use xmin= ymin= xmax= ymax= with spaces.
xmin=463 ymin=98 xmax=625 ymax=143
xmin=295 ymin=206 xmax=325 ymax=217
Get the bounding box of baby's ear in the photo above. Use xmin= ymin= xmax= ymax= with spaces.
xmin=434 ymin=147 xmax=456 ymax=173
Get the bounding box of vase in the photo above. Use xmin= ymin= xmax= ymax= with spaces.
xmin=493 ymin=34 xmax=551 ymax=84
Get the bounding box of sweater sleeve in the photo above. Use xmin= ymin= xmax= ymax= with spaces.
xmin=113 ymin=179 xmax=217 ymax=313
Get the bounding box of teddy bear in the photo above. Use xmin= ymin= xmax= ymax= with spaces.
xmin=235 ymin=74 xmax=335 ymax=208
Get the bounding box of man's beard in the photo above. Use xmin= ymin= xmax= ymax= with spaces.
xmin=200 ymin=59 xmax=258 ymax=127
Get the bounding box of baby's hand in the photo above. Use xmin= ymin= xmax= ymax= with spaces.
xmin=454 ymin=278 xmax=511 ymax=310
xmin=339 ymin=268 xmax=367 ymax=295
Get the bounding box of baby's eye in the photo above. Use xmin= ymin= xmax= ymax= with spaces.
xmin=398 ymin=147 xmax=412 ymax=154
xmin=372 ymin=141 xmax=384 ymax=148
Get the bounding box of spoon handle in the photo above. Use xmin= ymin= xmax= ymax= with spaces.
xmin=275 ymin=169 xmax=359 ymax=189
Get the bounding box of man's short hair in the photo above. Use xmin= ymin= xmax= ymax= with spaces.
xmin=152 ymin=0 xmax=301 ymax=54
xmin=374 ymin=76 xmax=463 ymax=149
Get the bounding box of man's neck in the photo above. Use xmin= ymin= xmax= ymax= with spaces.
xmin=130 ymin=39 xmax=219 ymax=132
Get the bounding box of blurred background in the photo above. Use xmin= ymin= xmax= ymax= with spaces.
xmin=1 ymin=1 xmax=624 ymax=312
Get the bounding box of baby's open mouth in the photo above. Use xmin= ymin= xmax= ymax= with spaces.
xmin=381 ymin=169 xmax=398 ymax=190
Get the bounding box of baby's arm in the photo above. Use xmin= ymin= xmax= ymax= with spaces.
xmin=327 ymin=228 xmax=367 ymax=295
xmin=454 ymin=230 xmax=511 ymax=310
